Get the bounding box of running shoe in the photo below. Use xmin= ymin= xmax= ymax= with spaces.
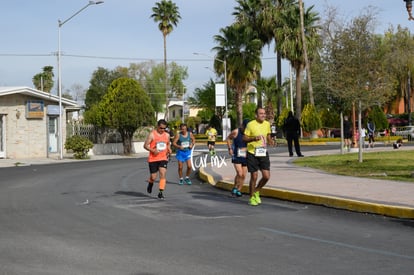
xmin=147 ymin=182 xmax=153 ymax=194
xmin=231 ymin=187 xmax=238 ymax=196
xmin=179 ymin=179 xmax=184 ymax=185
xmin=236 ymin=190 xmax=243 ymax=197
xmin=254 ymin=191 xmax=262 ymax=204
xmin=249 ymin=196 xmax=258 ymax=206
xmin=185 ymin=177 xmax=192 ymax=185
xmin=158 ymin=191 xmax=165 ymax=200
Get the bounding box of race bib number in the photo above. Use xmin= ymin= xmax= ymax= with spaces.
xmin=156 ymin=142 xmax=167 ymax=151
xmin=181 ymin=141 xmax=190 ymax=148
xmin=237 ymin=148 xmax=247 ymax=158
xmin=254 ymin=147 xmax=267 ymax=157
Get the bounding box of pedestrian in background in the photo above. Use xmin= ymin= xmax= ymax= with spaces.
xmin=367 ymin=119 xmax=376 ymax=148
xmin=343 ymin=116 xmax=352 ymax=151
xmin=173 ymin=123 xmax=195 ymax=185
xmin=143 ymin=119 xmax=172 ymax=200
xmin=283 ymin=111 xmax=304 ymax=157
xmin=227 ymin=119 xmax=249 ymax=197
xmin=243 ymin=107 xmax=275 ymax=206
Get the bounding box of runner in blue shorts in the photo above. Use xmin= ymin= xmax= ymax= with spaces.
xmin=173 ymin=123 xmax=196 ymax=185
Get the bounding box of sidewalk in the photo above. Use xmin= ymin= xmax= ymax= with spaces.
xmin=199 ymin=147 xmax=414 ymax=219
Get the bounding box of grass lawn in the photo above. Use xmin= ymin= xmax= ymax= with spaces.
xmin=293 ymin=150 xmax=414 ymax=183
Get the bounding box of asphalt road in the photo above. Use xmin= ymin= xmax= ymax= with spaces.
xmin=1 ymin=151 xmax=414 ymax=275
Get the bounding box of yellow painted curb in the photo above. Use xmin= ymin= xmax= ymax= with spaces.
xmin=208 ymin=176 xmax=414 ymax=219
xmin=198 ymin=167 xmax=216 ymax=186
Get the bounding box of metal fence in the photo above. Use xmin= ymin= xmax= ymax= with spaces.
xmin=67 ymin=122 xmax=152 ymax=144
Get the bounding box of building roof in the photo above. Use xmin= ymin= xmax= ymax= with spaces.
xmin=0 ymin=86 xmax=79 ymax=107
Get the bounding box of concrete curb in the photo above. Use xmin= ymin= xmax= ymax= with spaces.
xmin=198 ymin=165 xmax=414 ymax=219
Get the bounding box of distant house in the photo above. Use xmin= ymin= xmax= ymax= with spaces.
xmin=0 ymin=86 xmax=80 ymax=159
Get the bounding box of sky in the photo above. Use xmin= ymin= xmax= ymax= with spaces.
xmin=0 ymin=0 xmax=412 ymax=99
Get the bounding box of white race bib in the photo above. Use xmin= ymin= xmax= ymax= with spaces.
xmin=254 ymin=147 xmax=267 ymax=157
xmin=156 ymin=142 xmax=167 ymax=151
xmin=237 ymin=148 xmax=247 ymax=158
xmin=181 ymin=141 xmax=190 ymax=148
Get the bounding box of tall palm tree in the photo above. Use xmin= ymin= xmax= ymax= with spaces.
xmin=150 ymin=0 xmax=181 ymax=115
xmin=213 ymin=23 xmax=262 ymax=126
xmin=233 ymin=0 xmax=296 ymax=115
xmin=273 ymin=2 xmax=320 ymax=120
xmin=233 ymin=0 xmax=266 ymax=108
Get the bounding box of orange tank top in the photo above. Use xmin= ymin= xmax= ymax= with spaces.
xmin=148 ymin=130 xmax=169 ymax=162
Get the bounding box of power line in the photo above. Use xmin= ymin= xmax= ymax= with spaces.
xmin=0 ymin=52 xmax=277 ymax=61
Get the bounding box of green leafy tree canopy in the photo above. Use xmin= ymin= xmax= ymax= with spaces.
xmin=100 ymin=77 xmax=155 ymax=154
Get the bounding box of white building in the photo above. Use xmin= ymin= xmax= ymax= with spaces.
xmin=0 ymin=87 xmax=80 ymax=159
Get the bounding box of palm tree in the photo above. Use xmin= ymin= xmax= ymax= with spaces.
xmin=256 ymin=76 xmax=278 ymax=123
xmin=233 ymin=0 xmax=296 ymax=115
xmin=150 ymin=0 xmax=181 ymax=115
xmin=32 ymin=66 xmax=54 ymax=93
xmin=213 ymin=23 xmax=262 ymax=126
xmin=232 ymin=0 xmax=266 ymax=108
xmin=273 ymin=2 xmax=320 ymax=120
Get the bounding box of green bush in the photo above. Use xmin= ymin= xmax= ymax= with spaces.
xmin=65 ymin=135 xmax=94 ymax=159
xmin=301 ymin=104 xmax=322 ymax=132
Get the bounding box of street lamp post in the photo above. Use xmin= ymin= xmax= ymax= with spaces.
xmin=57 ymin=1 xmax=104 ymax=159
xmin=193 ymin=52 xmax=229 ymax=140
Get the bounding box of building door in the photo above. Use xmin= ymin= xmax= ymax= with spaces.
xmin=0 ymin=115 xmax=4 ymax=158
xmin=48 ymin=116 xmax=58 ymax=153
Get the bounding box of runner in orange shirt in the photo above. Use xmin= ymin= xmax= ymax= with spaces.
xmin=143 ymin=119 xmax=172 ymax=199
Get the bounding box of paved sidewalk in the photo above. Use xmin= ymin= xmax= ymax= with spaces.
xmin=199 ymin=147 xmax=414 ymax=219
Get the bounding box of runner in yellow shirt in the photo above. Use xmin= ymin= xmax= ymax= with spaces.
xmin=205 ymin=125 xmax=217 ymax=156
xmin=243 ymin=107 xmax=274 ymax=206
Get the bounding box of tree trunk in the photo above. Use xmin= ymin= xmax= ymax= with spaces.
xmin=122 ymin=132 xmax=133 ymax=155
xmin=277 ymin=50 xmax=282 ymax=115
xmin=235 ymin=87 xmax=243 ymax=128
xmin=163 ymin=33 xmax=168 ymax=119
xmin=295 ymin=66 xmax=303 ymax=120
xmin=299 ymin=0 xmax=314 ymax=105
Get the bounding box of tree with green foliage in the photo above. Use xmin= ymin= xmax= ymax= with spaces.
xmin=84 ymin=67 xmax=126 ymax=110
xmin=323 ymin=11 xmax=395 ymax=116
xmin=368 ymin=105 xmax=388 ymax=131
xmin=301 ymin=103 xmax=321 ymax=133
xmin=151 ymin=0 xmax=181 ymax=112
xmin=233 ymin=0 xmax=295 ymax=115
xmin=32 ymin=66 xmax=54 ymax=93
xmin=168 ymin=62 xmax=188 ymax=99
xmin=144 ymin=63 xmax=168 ymax=115
xmin=213 ymin=23 xmax=262 ymax=127
xmin=142 ymin=61 xmax=188 ymax=117
xmin=100 ymin=78 xmax=155 ymax=154
xmin=382 ymin=25 xmax=414 ymax=115
xmin=188 ymin=79 xmax=217 ymax=110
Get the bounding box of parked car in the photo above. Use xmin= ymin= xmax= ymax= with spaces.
xmin=394 ymin=126 xmax=414 ymax=140
xmin=330 ymin=128 xmax=341 ymax=138
xmin=387 ymin=117 xmax=408 ymax=126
